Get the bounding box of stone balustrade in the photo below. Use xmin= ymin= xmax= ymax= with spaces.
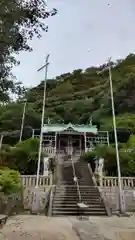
xmin=20 ymin=175 xmax=51 ymax=188
xmin=102 ymin=176 xmax=135 ymax=188
xmin=43 ymin=147 xmax=56 ymax=156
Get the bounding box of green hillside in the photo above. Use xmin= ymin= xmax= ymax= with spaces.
xmin=26 ymin=54 xmax=135 ymax=129
xmin=1 ymin=53 xmax=135 ymax=143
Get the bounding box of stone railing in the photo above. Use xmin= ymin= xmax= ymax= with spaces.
xmin=43 ymin=147 xmax=56 ymax=156
xmin=102 ymin=176 xmax=135 ymax=188
xmin=20 ymin=175 xmax=51 ymax=188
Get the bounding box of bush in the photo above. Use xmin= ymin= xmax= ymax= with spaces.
xmin=48 ymin=157 xmax=56 ymax=174
xmin=0 ymin=168 xmax=21 ymax=195
xmin=0 ymin=138 xmax=47 ymax=174
xmin=83 ymin=151 xmax=96 ymax=163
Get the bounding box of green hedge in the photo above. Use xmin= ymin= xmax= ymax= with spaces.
xmin=0 ymin=168 xmax=21 ymax=195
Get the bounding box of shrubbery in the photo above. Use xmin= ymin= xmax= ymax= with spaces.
xmin=0 ymin=138 xmax=45 ymax=174
xmin=0 ymin=168 xmax=21 ymax=195
xmin=83 ymin=137 xmax=135 ymax=176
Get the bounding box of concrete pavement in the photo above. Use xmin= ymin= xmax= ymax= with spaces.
xmin=0 ymin=215 xmax=135 ymax=239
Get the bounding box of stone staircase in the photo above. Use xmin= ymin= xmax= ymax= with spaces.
xmin=51 ymin=160 xmax=108 ymax=216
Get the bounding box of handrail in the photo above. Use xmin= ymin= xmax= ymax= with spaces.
xmin=88 ymin=163 xmax=112 ymax=216
xmin=48 ymin=185 xmax=56 ymax=216
xmin=70 ymin=148 xmax=82 ymax=202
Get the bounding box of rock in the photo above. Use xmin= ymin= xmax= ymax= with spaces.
xmin=0 ymin=215 xmax=8 ymax=229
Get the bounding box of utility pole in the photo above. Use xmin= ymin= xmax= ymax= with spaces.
xmin=97 ymin=57 xmax=125 ymax=213
xmin=19 ymin=100 xmax=27 ymax=142
xmin=36 ymin=54 xmax=50 ymax=188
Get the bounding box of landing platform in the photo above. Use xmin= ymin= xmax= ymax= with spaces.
xmin=1 ymin=215 xmax=135 ymax=239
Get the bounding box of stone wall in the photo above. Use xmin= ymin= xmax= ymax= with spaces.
xmin=23 ymin=186 xmax=51 ymax=214
xmin=0 ymin=186 xmax=51 ymax=216
xmin=0 ymin=192 xmax=23 ymax=216
xmin=100 ymin=187 xmax=135 ymax=213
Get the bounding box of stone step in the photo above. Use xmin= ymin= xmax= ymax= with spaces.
xmin=54 ymin=194 xmax=101 ymax=198
xmin=56 ymin=185 xmax=98 ymax=189
xmin=52 ymin=206 xmax=105 ymax=210
xmin=55 ymin=190 xmax=99 ymax=194
xmin=56 ymin=188 xmax=99 ymax=191
xmin=53 ymin=202 xmax=104 ymax=207
xmin=52 ymin=160 xmax=108 ymax=217
xmin=53 ymin=201 xmax=103 ymax=206
xmin=54 ymin=196 xmax=102 ymax=201
xmin=52 ymin=211 xmax=107 ymax=216
xmin=56 ymin=184 xmax=98 ymax=190
xmin=52 ymin=207 xmax=106 ymax=213
xmin=59 ymin=182 xmax=94 ymax=186
xmin=54 ymin=197 xmax=102 ymax=202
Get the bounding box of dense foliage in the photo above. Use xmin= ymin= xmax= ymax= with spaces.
xmin=1 ymin=54 xmax=135 ymax=175
xmin=0 ymin=168 xmax=21 ymax=194
xmin=0 ymin=0 xmax=57 ymax=102
xmin=1 ymin=54 xmax=135 ymax=144
xmin=84 ymin=135 xmax=135 ymax=176
xmin=0 ymin=138 xmax=44 ymax=174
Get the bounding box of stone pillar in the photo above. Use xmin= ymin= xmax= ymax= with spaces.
xmin=79 ymin=137 xmax=81 ymax=155
xmin=98 ymin=158 xmax=104 ymax=187
xmin=55 ymin=132 xmax=57 ymax=155
xmin=95 ymin=159 xmax=99 ymax=173
xmin=107 ymin=131 xmax=110 ymax=146
xmin=43 ymin=157 xmax=49 ymax=176
xmin=84 ymin=132 xmax=87 ymax=152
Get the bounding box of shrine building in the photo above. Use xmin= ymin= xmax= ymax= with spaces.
xmin=34 ymin=123 xmax=109 ymax=157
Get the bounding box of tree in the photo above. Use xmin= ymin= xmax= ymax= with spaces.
xmin=1 ymin=54 xmax=135 ymax=145
xmin=94 ymin=144 xmax=135 ymax=176
xmin=0 ymin=168 xmax=21 ymax=194
xmin=0 ymin=0 xmax=57 ymax=100
xmin=126 ymin=135 xmax=135 ymax=149
xmin=83 ymin=151 xmax=96 ymax=172
xmin=0 ymin=138 xmax=45 ymax=174
xmin=0 ymin=102 xmax=41 ymax=145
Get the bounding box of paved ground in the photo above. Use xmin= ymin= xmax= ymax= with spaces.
xmin=0 ymin=215 xmax=135 ymax=239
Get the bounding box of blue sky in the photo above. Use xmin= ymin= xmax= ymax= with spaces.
xmin=12 ymin=0 xmax=135 ymax=87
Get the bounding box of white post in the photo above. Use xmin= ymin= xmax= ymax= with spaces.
xmin=98 ymin=158 xmax=104 ymax=187
xmin=36 ymin=54 xmax=50 ymax=188
xmin=58 ymin=138 xmax=60 ymax=154
xmin=43 ymin=157 xmax=49 ymax=176
xmin=108 ymin=58 xmax=125 ymax=213
xmin=0 ymin=135 xmax=3 ymax=149
xmin=84 ymin=132 xmax=87 ymax=153
xmin=32 ymin=129 xmax=35 ymax=138
xmin=79 ymin=136 xmax=81 ymax=155
xmin=95 ymin=159 xmax=99 ymax=173
xmin=19 ymin=101 xmax=27 ymax=142
xmin=97 ymin=58 xmax=125 ymax=213
xmin=55 ymin=132 xmax=57 ymax=155
xmin=107 ymin=131 xmax=110 ymax=146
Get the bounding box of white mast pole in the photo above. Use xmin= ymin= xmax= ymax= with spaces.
xmin=36 ymin=54 xmax=50 ymax=188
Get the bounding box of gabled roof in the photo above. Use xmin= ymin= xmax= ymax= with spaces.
xmin=42 ymin=123 xmax=98 ymax=134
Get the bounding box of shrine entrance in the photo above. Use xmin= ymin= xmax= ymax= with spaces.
xmin=38 ymin=122 xmax=109 ymax=158
xmin=57 ymin=133 xmax=85 ymax=156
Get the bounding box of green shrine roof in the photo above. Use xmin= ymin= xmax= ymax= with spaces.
xmin=42 ymin=123 xmax=98 ymax=134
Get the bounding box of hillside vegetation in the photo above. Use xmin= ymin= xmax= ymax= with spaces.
xmin=1 ymin=54 xmax=135 ymax=144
